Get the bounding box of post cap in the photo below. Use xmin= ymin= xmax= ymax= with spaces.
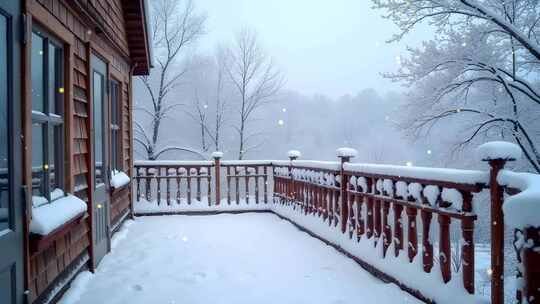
xmin=477 ymin=141 xmax=521 ymax=162
xmin=336 ymin=147 xmax=358 ymax=159
xmin=211 ymin=151 xmax=224 ymax=159
xmin=287 ymin=150 xmax=301 ymax=160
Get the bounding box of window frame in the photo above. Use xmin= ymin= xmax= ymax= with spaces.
xmin=109 ymin=78 xmax=122 ymax=172
xmin=30 ymin=26 xmax=65 ymax=203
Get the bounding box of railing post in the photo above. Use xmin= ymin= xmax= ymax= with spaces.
xmin=486 ymin=158 xmax=507 ymax=304
xmin=518 ymin=227 xmax=540 ymax=304
xmin=287 ymin=150 xmax=301 ymax=203
xmin=337 ymin=148 xmax=357 ymax=234
xmin=212 ymin=152 xmax=223 ymax=206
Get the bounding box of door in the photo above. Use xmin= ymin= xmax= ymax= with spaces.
xmin=0 ymin=1 xmax=24 ymax=304
xmin=91 ymin=54 xmax=110 ymax=267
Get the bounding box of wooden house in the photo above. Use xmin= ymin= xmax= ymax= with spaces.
xmin=0 ymin=1 xmax=151 ymax=303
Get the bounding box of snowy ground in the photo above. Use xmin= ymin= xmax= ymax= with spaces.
xmin=60 ymin=213 xmax=421 ymax=304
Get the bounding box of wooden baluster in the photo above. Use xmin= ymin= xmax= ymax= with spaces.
xmin=393 ymin=202 xmax=404 ymax=257
xmin=263 ymin=166 xmax=268 ymax=204
xmin=255 ymin=167 xmax=260 ymax=204
xmin=316 ymin=185 xmax=322 ymax=217
xmin=461 ymin=191 xmax=474 ymax=294
xmin=439 ymin=214 xmax=452 ymax=283
xmin=157 ymin=167 xmax=162 ymax=205
xmin=334 ymin=187 xmax=340 ymax=227
xmin=406 ymin=206 xmax=418 ymax=263
xmin=382 ymin=199 xmax=391 ymax=256
xmin=136 ymin=167 xmax=141 ymax=202
xmin=187 ymin=168 xmax=192 ymax=205
xmin=244 ymin=166 xmax=249 ymax=204
xmin=166 ymin=168 xmax=171 ymax=205
xmin=366 ymin=178 xmax=374 ymax=239
xmin=328 ymin=185 xmax=334 ymax=226
xmin=374 ymin=179 xmax=382 ymax=246
xmin=323 ymin=187 xmax=328 ymax=220
xmin=349 ymin=193 xmax=356 ymax=239
xmin=227 ymin=166 xmax=231 ymax=205
xmin=176 ymin=169 xmax=181 ymax=204
xmin=357 ymin=195 xmax=365 ymax=241
xmin=421 ymin=209 xmax=433 ymax=273
xmin=196 ymin=168 xmax=201 ymax=202
xmin=207 ymin=166 xmax=212 ymax=206
xmin=145 ymin=167 xmax=150 ymax=201
xmin=235 ymin=167 xmax=240 ymax=205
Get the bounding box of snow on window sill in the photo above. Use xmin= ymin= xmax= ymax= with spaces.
xmin=30 ymin=194 xmax=87 ymax=236
xmin=110 ymin=170 xmax=131 ymax=189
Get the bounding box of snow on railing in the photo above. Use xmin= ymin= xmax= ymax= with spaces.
xmin=132 ymin=143 xmax=540 ymax=304
xmin=133 ymin=158 xmax=274 ymax=213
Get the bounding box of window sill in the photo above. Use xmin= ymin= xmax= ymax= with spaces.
xmin=29 ymin=212 xmax=88 ymax=255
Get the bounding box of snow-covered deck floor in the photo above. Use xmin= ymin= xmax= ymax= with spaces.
xmin=60 ymin=213 xmax=421 ymax=304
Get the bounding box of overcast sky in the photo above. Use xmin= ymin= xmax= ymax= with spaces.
xmin=195 ymin=0 xmax=430 ymax=98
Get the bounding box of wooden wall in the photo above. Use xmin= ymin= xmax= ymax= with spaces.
xmin=25 ymin=0 xmax=136 ymax=302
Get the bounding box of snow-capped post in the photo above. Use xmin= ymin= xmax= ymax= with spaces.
xmin=337 ymin=148 xmax=357 ymax=234
xmin=478 ymin=141 xmax=521 ymax=304
xmin=287 ymin=151 xmax=301 ymax=202
xmin=212 ymin=152 xmax=223 ymax=206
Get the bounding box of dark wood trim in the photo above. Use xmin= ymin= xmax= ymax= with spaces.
xmin=21 ymin=6 xmax=33 ymax=297
xmin=85 ymin=40 xmax=95 ymax=272
xmin=28 ymin=0 xmax=75 ymax=45
xmin=31 ymin=252 xmax=89 ymax=304
xmin=28 ymin=212 xmax=88 ymax=255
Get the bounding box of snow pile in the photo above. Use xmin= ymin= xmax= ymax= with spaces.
xmin=211 ymin=151 xmax=223 ymax=159
xmin=441 ymin=188 xmax=464 ymax=210
xmin=59 ymin=214 xmax=421 ymax=304
xmin=32 ymin=196 xmax=49 ymax=208
xmin=336 ymin=147 xmax=358 ymax=158
xmin=477 ymin=141 xmax=522 ymax=161
xmin=344 ymin=163 xmax=488 ymax=185
xmin=33 ymin=188 xmax=65 ymax=208
xmin=110 ymin=171 xmax=130 ymax=189
xmin=498 ymin=170 xmax=540 ymax=229
xmin=287 ymin=150 xmax=301 ymax=158
xmin=134 ymin=197 xmax=271 ymax=214
xmin=423 ymin=185 xmax=440 ymax=206
xmin=30 ymin=195 xmax=87 ymax=235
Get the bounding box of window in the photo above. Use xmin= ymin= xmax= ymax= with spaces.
xmin=0 ymin=14 xmax=9 ymax=230
xmin=110 ymin=79 xmax=121 ymax=172
xmin=31 ymin=29 xmax=64 ymax=203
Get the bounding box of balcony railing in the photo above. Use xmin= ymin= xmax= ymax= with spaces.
xmin=132 ymin=144 xmax=540 ymax=304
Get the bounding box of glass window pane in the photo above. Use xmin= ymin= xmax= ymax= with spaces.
xmin=48 ymin=43 xmax=56 ymax=114
xmin=0 ymin=14 xmax=9 ymax=231
xmin=31 ymin=33 xmax=44 ymax=113
xmin=31 ymin=124 xmax=45 ymax=197
xmin=93 ymin=71 xmax=103 ymax=184
xmin=48 ymin=125 xmax=62 ymax=192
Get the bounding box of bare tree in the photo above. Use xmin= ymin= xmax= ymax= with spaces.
xmin=135 ymin=0 xmax=207 ymax=160
xmin=225 ymin=28 xmax=284 ymax=159
xmin=184 ymin=47 xmax=230 ymax=152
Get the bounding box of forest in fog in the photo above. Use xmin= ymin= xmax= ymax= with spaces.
xmin=133 ymin=0 xmax=540 ymax=174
